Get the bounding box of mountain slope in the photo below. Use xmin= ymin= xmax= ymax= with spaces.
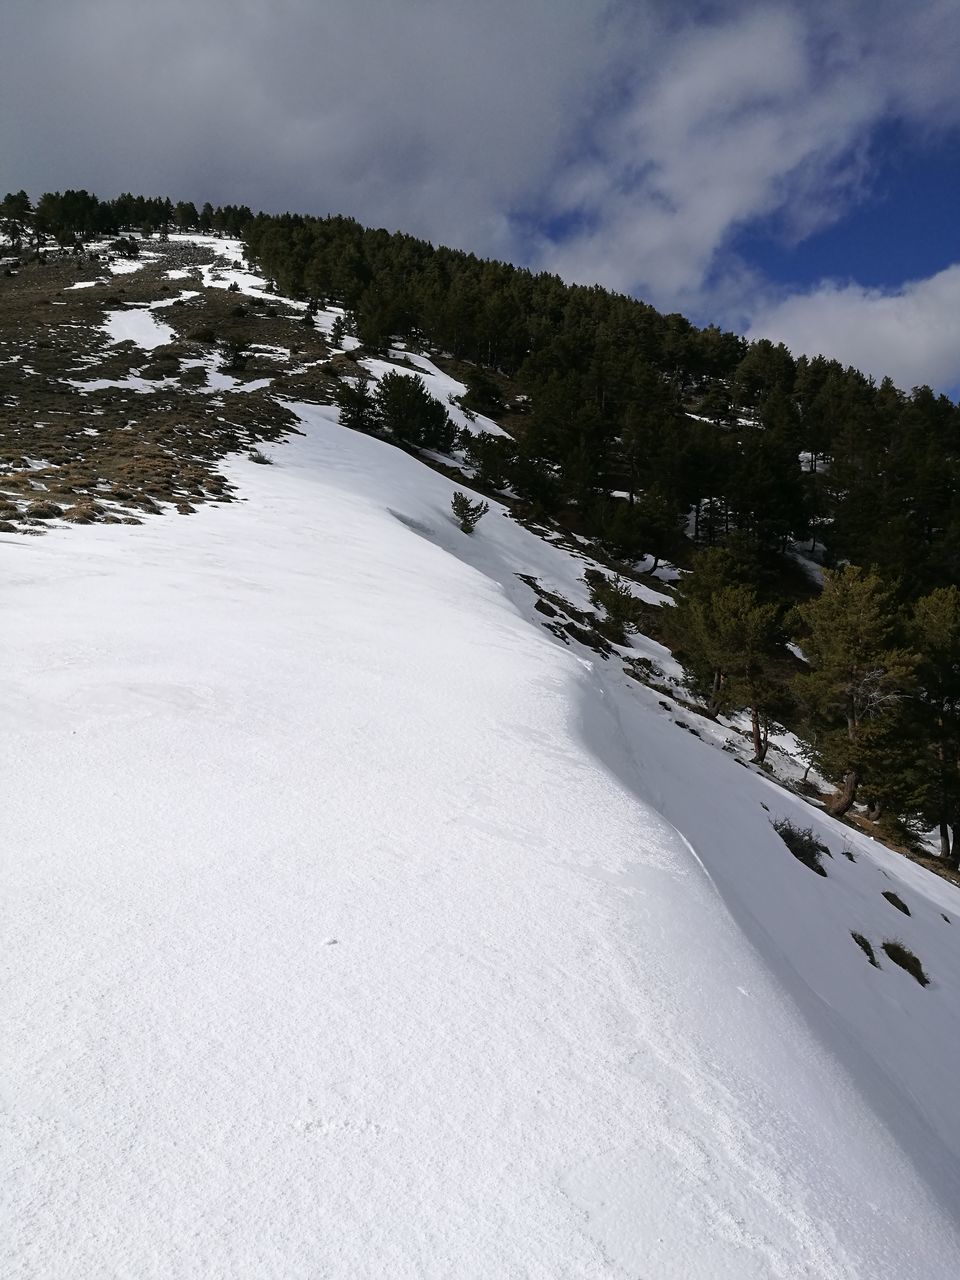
xmin=4 ymin=394 xmax=960 ymax=1277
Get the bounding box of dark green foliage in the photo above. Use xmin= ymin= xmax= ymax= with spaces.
xmin=330 ymin=315 xmax=347 ymax=347
xmin=881 ymin=940 xmax=929 ymax=986
xmin=375 ymin=372 xmax=455 ymax=451
xmin=665 ymin=549 xmax=785 ymax=759
xmin=459 ymin=369 xmax=505 ymax=417
xmin=851 ymin=933 xmax=880 ymax=967
xmin=334 ymin=378 xmax=378 ymax=433
xmin=463 ymin=431 xmax=515 ymax=490
xmin=881 ymin=891 xmax=911 ymax=916
xmin=793 ymin=566 xmax=916 ymax=816
xmin=451 ymin=491 xmax=489 ymax=533
xmin=584 ymin=570 xmax=643 ymax=644
xmin=222 ymin=341 xmax=248 ymax=372
xmin=772 ymin=819 xmax=829 ymax=876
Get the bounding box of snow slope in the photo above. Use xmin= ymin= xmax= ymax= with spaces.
xmin=4 ymin=404 xmax=960 ymax=1278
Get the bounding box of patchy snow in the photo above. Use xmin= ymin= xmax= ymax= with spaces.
xmin=4 ymin=402 xmax=960 ymax=1278
xmin=66 ymin=375 xmax=178 ymax=394
xmin=150 ymin=290 xmax=200 ymax=310
xmin=180 ymin=354 xmax=272 ymax=395
xmin=65 ymin=279 xmax=105 ymax=290
xmin=103 ymin=308 xmax=175 ymax=351
xmin=107 ymin=257 xmax=145 ymax=275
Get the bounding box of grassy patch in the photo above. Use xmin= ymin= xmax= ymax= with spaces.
xmin=881 ymin=940 xmax=929 ymax=986
xmin=772 ymin=818 xmax=830 ymax=876
xmin=882 ymin=891 xmax=911 ymax=916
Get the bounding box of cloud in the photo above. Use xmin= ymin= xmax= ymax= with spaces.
xmin=531 ymin=1 xmax=960 ymax=310
xmin=4 ymin=1 xmax=960 ymax=390
xmin=0 ymin=0 xmax=615 ymax=258
xmin=745 ymin=265 xmax=960 ymax=393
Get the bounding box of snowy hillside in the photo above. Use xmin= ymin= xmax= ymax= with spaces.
xmin=4 ymin=240 xmax=960 ymax=1278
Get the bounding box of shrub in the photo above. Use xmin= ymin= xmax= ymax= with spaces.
xmin=249 ymin=449 xmax=272 ymax=465
xmin=584 ymin=569 xmax=643 ymax=644
xmin=772 ymin=819 xmax=829 ymax=876
xmin=451 ymin=491 xmax=489 ymax=533
xmin=222 ymin=341 xmax=248 ymax=372
xmin=881 ymin=940 xmax=929 ymax=986
xmin=882 ymin=891 xmax=911 ymax=916
xmin=851 ymin=932 xmax=880 ymax=967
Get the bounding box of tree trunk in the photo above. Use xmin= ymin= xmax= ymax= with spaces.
xmin=827 ymin=768 xmax=859 ymax=817
xmin=949 ymin=825 xmax=960 ymax=873
xmin=940 ymin=819 xmax=952 ymax=862
xmin=706 ymin=668 xmax=724 ymax=719
xmin=751 ymin=706 xmax=768 ymax=764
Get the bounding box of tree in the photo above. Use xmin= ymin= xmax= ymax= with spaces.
xmin=451 ymin=491 xmax=489 ymax=533
xmin=666 ymin=550 xmax=784 ymax=760
xmin=0 ymin=190 xmax=32 ymax=250
xmin=794 ymin=566 xmax=915 ymax=816
xmin=333 ymin=378 xmax=378 ymax=433
xmin=911 ymin=586 xmax=960 ymax=867
xmin=374 ymin=372 xmax=455 ymax=451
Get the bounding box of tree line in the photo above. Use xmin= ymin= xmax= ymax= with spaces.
xmin=0 ymin=189 xmax=252 ymax=253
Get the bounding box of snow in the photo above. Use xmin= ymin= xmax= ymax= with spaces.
xmin=4 ymin=400 xmax=960 ymax=1278
xmin=103 ymin=308 xmax=175 ymax=351
xmin=66 ymin=375 xmax=178 ymax=394
xmin=108 ymin=257 xmax=145 ymax=275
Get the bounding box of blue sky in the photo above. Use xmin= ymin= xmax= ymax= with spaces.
xmin=4 ymin=0 xmax=960 ymax=395
xmin=733 ymin=124 xmax=960 ymax=292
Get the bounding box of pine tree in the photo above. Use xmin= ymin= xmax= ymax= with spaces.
xmin=451 ymin=491 xmax=489 ymax=533
xmin=911 ymin=586 xmax=960 ymax=867
xmin=333 ymin=378 xmax=378 ymax=433
xmin=794 ymin=566 xmax=915 ymax=816
xmin=375 ymin=372 xmax=455 ymax=452
xmin=666 ymin=550 xmax=783 ymax=759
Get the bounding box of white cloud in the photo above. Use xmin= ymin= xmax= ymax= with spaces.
xmin=745 ymin=265 xmax=960 ymax=392
xmin=4 ymin=1 xmax=960 ymax=389
xmin=530 ymin=1 xmax=960 ymax=310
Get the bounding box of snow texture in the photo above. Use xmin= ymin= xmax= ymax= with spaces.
xmin=4 ymin=405 xmax=960 ymax=1278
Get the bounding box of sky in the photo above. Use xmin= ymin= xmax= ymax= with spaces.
xmin=4 ymin=0 xmax=960 ymax=395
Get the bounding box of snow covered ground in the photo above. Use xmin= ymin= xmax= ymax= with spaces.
xmin=4 ymin=398 xmax=960 ymax=1278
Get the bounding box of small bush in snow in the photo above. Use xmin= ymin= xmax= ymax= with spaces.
xmin=851 ymin=933 xmax=880 ymax=967
xmin=881 ymin=890 xmax=910 ymax=916
xmin=881 ymin=940 xmax=929 ymax=986
xmin=249 ymin=449 xmax=272 ymax=465
xmin=772 ymin=819 xmax=829 ymax=876
xmin=451 ymin=491 xmax=489 ymax=533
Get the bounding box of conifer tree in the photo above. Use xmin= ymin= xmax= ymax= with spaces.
xmin=911 ymin=586 xmax=960 ymax=866
xmin=375 ymin=372 xmax=455 ymax=451
xmin=667 ymin=550 xmax=783 ymax=759
xmin=794 ymin=566 xmax=915 ymax=816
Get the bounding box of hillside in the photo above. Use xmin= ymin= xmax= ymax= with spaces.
xmin=3 ymin=233 xmax=960 ymax=1276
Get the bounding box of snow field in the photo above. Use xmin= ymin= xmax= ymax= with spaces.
xmin=3 ymin=409 xmax=960 ymax=1277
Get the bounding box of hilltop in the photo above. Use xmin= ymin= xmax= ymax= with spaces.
xmin=3 ymin=230 xmax=960 ymax=1277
